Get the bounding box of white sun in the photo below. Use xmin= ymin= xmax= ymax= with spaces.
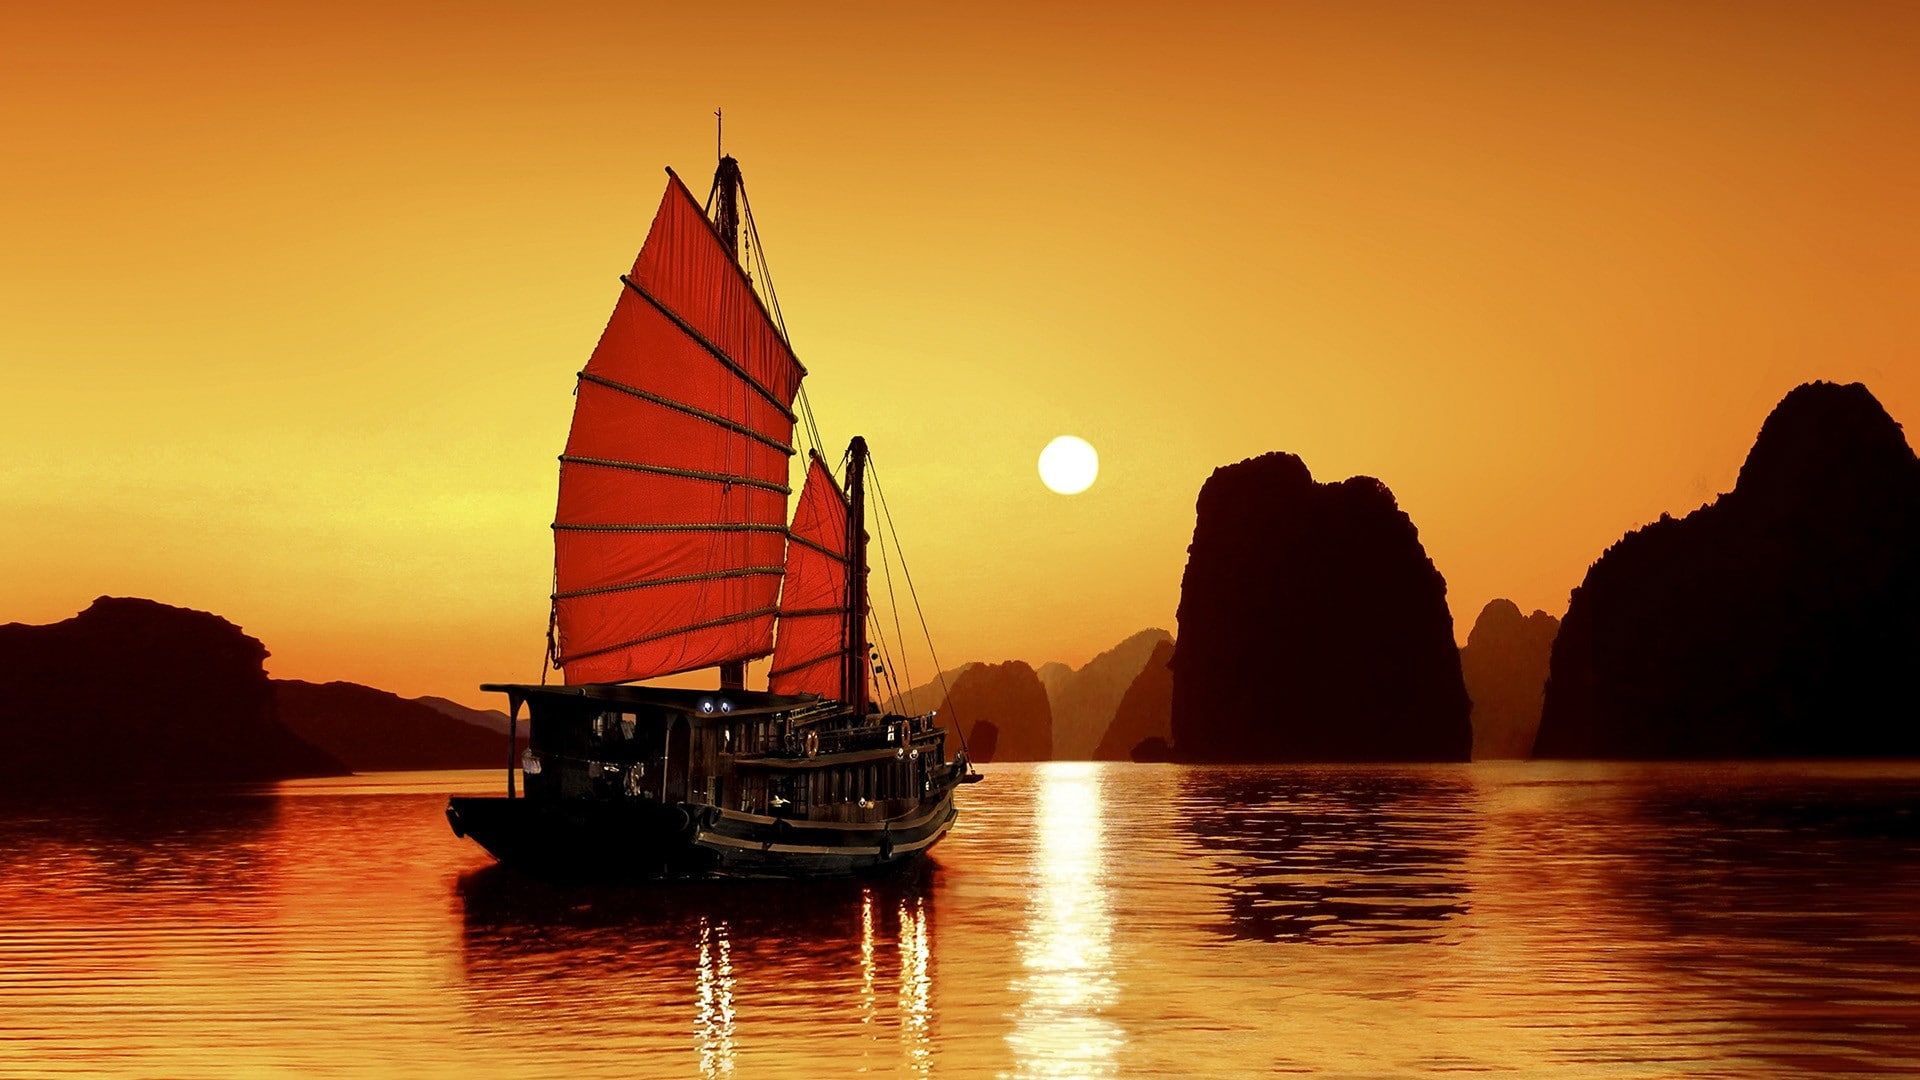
xmin=1038 ymin=435 xmax=1099 ymax=495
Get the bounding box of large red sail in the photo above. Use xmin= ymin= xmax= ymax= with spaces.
xmin=553 ymin=173 xmax=804 ymax=684
xmin=768 ymin=455 xmax=856 ymax=699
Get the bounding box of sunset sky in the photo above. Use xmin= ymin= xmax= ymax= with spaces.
xmin=3 ymin=1 xmax=1916 ymax=706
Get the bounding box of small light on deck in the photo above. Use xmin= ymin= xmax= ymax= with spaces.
xmin=699 ymin=698 xmax=717 ymax=714
xmin=718 ymin=699 xmax=734 ymax=714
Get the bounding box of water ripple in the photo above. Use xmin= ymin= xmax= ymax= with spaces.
xmin=0 ymin=763 xmax=1917 ymax=1077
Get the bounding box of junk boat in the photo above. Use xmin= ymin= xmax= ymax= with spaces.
xmin=447 ymin=146 xmax=977 ymax=878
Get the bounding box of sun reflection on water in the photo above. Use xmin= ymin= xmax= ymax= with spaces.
xmin=1008 ymin=762 xmax=1122 ymax=1078
xmin=899 ymin=895 xmax=933 ymax=1076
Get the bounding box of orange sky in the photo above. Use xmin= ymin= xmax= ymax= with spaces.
xmin=3 ymin=1 xmax=1917 ymax=707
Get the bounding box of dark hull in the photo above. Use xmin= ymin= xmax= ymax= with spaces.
xmin=447 ymin=787 xmax=958 ymax=881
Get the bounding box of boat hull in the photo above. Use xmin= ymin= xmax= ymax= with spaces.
xmin=447 ymin=788 xmax=958 ymax=881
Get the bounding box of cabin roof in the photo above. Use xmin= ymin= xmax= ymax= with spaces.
xmin=480 ymin=682 xmax=820 ymax=718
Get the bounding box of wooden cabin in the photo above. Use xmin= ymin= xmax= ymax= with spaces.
xmin=496 ymin=684 xmax=950 ymax=825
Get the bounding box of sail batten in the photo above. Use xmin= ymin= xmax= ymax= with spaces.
xmin=576 ymin=372 xmax=795 ymax=455
xmin=559 ymin=455 xmax=792 ymax=494
xmin=561 ymin=606 xmax=785 ymax=667
xmin=552 ymin=171 xmax=803 ymax=685
xmin=619 ymin=275 xmax=798 ymax=423
xmin=768 ymin=650 xmax=842 ymax=680
xmin=553 ymin=565 xmax=787 ymax=601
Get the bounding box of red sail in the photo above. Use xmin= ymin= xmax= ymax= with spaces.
xmin=768 ymin=456 xmax=855 ymax=699
xmin=553 ymin=174 xmax=804 ymax=684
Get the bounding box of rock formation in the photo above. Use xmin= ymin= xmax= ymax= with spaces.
xmin=882 ymin=664 xmax=976 ymax=718
xmin=1093 ymin=639 xmax=1175 ymax=760
xmin=934 ymin=660 xmax=1053 ymax=762
xmin=1168 ymin=453 xmax=1472 ymax=762
xmin=1536 ymin=382 xmax=1920 ymax=759
xmin=1459 ymin=599 xmax=1560 ymax=759
xmin=1041 ymin=629 xmax=1174 ymax=759
xmin=0 ymin=597 xmax=346 ymax=789
xmin=1036 ymin=662 xmax=1074 ymax=702
xmin=273 ymin=680 xmax=509 ymax=772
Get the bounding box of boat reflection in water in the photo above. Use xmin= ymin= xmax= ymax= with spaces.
xmin=453 ymin=763 xmax=1124 ymax=1078
xmin=455 ymin=863 xmax=938 ymax=1077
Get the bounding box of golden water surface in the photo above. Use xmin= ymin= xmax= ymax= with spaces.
xmin=1 ymin=762 xmax=1917 ymax=1077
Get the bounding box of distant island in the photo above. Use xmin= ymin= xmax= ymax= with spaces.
xmin=274 ymin=680 xmax=509 ymax=772
xmin=1092 ymin=638 xmax=1174 ymax=761
xmin=932 ymin=661 xmax=1053 ymax=763
xmin=0 ymin=598 xmax=348 ymax=790
xmin=1167 ymin=453 xmax=1472 ymax=762
xmin=1460 ymin=600 xmax=1559 ymax=759
xmin=0 ymin=597 xmax=519 ymax=790
xmin=1038 ymin=629 xmax=1172 ymax=759
xmin=1536 ymin=381 xmax=1920 ymax=759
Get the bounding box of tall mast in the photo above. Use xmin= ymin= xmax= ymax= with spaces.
xmin=713 ymin=149 xmax=746 ymax=692
xmin=844 ymin=436 xmax=871 ymax=715
xmin=712 ymin=155 xmax=743 ymax=262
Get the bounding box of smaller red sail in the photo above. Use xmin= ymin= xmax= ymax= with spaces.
xmin=769 ymin=456 xmax=855 ymax=699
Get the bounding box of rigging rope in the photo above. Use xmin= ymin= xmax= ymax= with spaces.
xmin=870 ymin=497 xmax=917 ymax=699
xmin=730 ymin=169 xmax=963 ymax=775
xmin=867 ymin=457 xmax=971 ymax=762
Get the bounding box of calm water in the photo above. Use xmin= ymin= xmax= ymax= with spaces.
xmin=1 ymin=762 xmax=1917 ymax=1077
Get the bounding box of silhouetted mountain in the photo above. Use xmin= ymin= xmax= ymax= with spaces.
xmin=1460 ymin=600 xmax=1560 ymax=759
xmin=1169 ymin=453 xmax=1471 ymax=762
xmin=418 ymin=695 xmax=513 ymax=737
xmin=934 ymin=661 xmax=1052 ymax=762
xmin=1093 ymin=639 xmax=1175 ymax=761
xmin=0 ymin=597 xmax=346 ymax=789
xmin=1537 ymin=382 xmax=1920 ymax=759
xmin=273 ymin=680 xmax=508 ymax=771
xmin=1042 ymin=629 xmax=1173 ymax=759
xmin=882 ymin=664 xmax=976 ymax=718
xmin=1036 ymin=661 xmax=1073 ymax=701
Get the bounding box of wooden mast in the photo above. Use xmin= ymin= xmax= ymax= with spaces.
xmin=712 ymin=148 xmax=747 ymax=693
xmin=844 ymin=436 xmax=870 ymax=716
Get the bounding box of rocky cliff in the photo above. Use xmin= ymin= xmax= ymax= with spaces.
xmin=1459 ymin=600 xmax=1560 ymax=759
xmin=1536 ymin=382 xmax=1920 ymax=758
xmin=883 ymin=665 xmax=977 ymax=718
xmin=0 ymin=598 xmax=346 ymax=789
xmin=934 ymin=660 xmax=1053 ymax=762
xmin=1041 ymin=629 xmax=1173 ymax=759
xmin=1092 ymin=639 xmax=1175 ymax=761
xmin=1168 ymin=453 xmax=1471 ymax=762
